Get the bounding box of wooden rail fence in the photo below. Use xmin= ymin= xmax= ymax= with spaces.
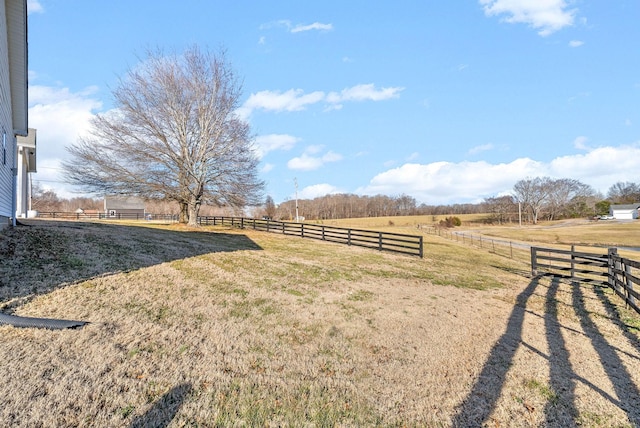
xmin=36 ymin=212 xmax=178 ymax=221
xmin=531 ymin=246 xmax=640 ymax=314
xmin=199 ymin=216 xmax=423 ymax=258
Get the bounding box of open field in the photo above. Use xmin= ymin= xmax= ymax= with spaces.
xmin=457 ymin=218 xmax=640 ymax=249
xmin=1 ymin=220 xmax=640 ymax=426
xmin=328 ymin=215 xmax=640 ymax=254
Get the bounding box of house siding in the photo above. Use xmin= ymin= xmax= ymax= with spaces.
xmin=0 ymin=0 xmax=27 ymax=227
xmin=610 ymin=204 xmax=640 ymax=220
xmin=0 ymin=0 xmax=15 ymax=224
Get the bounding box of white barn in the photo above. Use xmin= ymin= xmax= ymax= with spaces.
xmin=610 ymin=204 xmax=640 ymax=220
xmin=0 ymin=0 xmax=28 ymax=229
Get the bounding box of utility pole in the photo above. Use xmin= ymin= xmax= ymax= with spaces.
xmin=518 ymin=202 xmax=522 ymax=227
xmin=294 ymin=177 xmax=299 ymax=222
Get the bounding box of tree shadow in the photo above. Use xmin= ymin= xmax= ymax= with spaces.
xmin=0 ymin=220 xmax=263 ymax=308
xmin=452 ymin=276 xmax=640 ymax=426
xmin=129 ymin=383 xmax=192 ymax=428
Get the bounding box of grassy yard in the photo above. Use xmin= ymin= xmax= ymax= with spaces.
xmin=1 ymin=220 xmax=639 ymax=426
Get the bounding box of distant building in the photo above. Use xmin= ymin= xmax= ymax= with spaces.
xmin=610 ymin=204 xmax=640 ymax=220
xmin=0 ymin=0 xmax=28 ymax=228
xmin=104 ymin=196 xmax=146 ymax=219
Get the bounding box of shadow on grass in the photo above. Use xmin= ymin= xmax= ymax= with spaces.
xmin=130 ymin=383 xmax=193 ymax=428
xmin=452 ymin=276 xmax=640 ymax=427
xmin=0 ymin=220 xmax=263 ymax=306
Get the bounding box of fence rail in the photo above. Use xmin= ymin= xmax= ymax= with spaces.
xmin=36 ymin=212 xmax=178 ymax=221
xmin=199 ymin=216 xmax=423 ymax=258
xmin=531 ymin=246 xmax=640 ymax=314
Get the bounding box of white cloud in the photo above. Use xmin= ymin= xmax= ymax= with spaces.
xmin=260 ymin=20 xmax=333 ymax=34
xmin=27 ymin=0 xmax=44 ymax=14
xmin=298 ymin=183 xmax=343 ymax=199
xmin=480 ymin=0 xmax=576 ymax=36
xmin=468 ymin=143 xmax=494 ymax=155
xmin=28 ymin=84 xmax=103 ymax=197
xmin=326 ymin=84 xmax=404 ymax=104
xmin=291 ymin=22 xmax=333 ymax=33
xmin=241 ymin=84 xmax=403 ymax=117
xmin=548 ymin=144 xmax=640 ymax=180
xmin=254 ymin=134 xmax=300 ymax=158
xmin=259 ymin=20 xmax=292 ymax=31
xmin=569 ymin=40 xmax=584 ymax=48
xmin=243 ymin=89 xmax=325 ymax=113
xmin=573 ymin=136 xmax=589 ymax=150
xmin=261 ymin=163 xmax=275 ymax=173
xmin=29 ymin=85 xmax=102 ymax=160
xmin=357 ymin=143 xmax=640 ymax=205
xmin=287 ymin=146 xmax=343 ymax=171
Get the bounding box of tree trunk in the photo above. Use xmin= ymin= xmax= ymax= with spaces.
xmin=187 ymin=197 xmax=201 ymax=227
xmin=179 ymin=202 xmax=189 ymax=224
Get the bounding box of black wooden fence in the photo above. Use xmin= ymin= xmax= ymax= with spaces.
xmin=531 ymin=246 xmax=640 ymax=314
xmin=199 ymin=216 xmax=423 ymax=258
xmin=36 ymin=212 xmax=178 ymax=221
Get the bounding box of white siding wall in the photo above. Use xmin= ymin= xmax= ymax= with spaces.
xmin=0 ymin=0 xmax=16 ymax=222
xmin=612 ymin=210 xmax=638 ymax=220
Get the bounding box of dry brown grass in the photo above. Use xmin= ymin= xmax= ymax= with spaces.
xmin=457 ymin=218 xmax=640 ymax=249
xmin=0 ymin=220 xmax=639 ymax=427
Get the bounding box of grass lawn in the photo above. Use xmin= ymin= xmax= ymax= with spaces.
xmin=1 ymin=219 xmax=639 ymax=427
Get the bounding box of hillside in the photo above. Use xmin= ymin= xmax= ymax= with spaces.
xmin=0 ymin=220 xmax=639 ymax=426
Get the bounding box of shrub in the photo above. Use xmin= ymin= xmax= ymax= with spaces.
xmin=439 ymin=216 xmax=461 ymax=228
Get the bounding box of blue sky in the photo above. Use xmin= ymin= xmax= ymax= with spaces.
xmin=26 ymin=0 xmax=640 ymax=205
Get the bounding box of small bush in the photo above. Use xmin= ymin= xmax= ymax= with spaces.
xmin=439 ymin=216 xmax=461 ymax=228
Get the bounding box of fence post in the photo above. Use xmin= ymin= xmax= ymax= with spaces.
xmin=348 ymin=229 xmax=352 ymax=246
xmin=419 ymin=236 xmax=423 ymax=258
xmin=570 ymin=245 xmax=576 ymax=278
xmin=625 ymin=262 xmax=635 ymax=309
xmin=378 ymin=232 xmax=383 ymax=251
xmin=531 ymin=247 xmax=538 ymax=276
xmin=301 ymin=223 xmax=305 ymax=238
xmin=322 ymin=226 xmax=325 ymax=240
xmin=608 ymin=248 xmax=618 ymax=291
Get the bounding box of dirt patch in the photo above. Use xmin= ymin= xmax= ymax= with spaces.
xmin=0 ymin=220 xmax=639 ymax=426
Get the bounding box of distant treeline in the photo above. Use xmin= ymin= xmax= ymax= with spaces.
xmin=31 ymin=179 xmax=640 ymax=225
xmin=272 ymin=193 xmax=486 ymax=221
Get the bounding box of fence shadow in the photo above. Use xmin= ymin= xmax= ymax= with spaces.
xmin=452 ymin=276 xmax=640 ymax=426
xmin=578 ymin=284 xmax=640 ymax=424
xmin=451 ymin=277 xmax=540 ymax=426
xmin=0 ymin=220 xmax=262 ymax=308
xmin=130 ymin=383 xmax=192 ymax=428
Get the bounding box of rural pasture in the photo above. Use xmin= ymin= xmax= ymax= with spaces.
xmin=1 ymin=219 xmax=639 ymax=426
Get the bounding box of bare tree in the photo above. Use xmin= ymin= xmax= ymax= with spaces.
xmin=264 ymin=195 xmax=276 ymax=219
xmin=545 ymin=178 xmax=594 ymax=220
xmin=607 ymin=181 xmax=640 ymax=204
xmin=513 ymin=177 xmax=554 ymax=224
xmin=484 ymin=195 xmax=517 ymax=224
xmin=63 ymin=46 xmax=263 ymax=226
xmin=31 ymin=183 xmax=62 ymax=213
